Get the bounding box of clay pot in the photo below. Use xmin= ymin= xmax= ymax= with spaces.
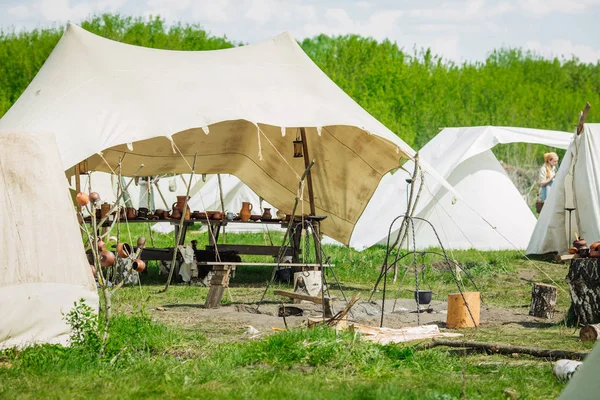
xmin=240 ymin=202 xmax=253 ymax=222
xmin=250 ymin=215 xmax=261 ymax=221
xmin=137 ymin=237 xmax=147 ymax=249
xmin=97 ymin=239 xmax=106 ymax=251
xmin=132 ymin=259 xmax=146 ymax=273
xmin=175 ymin=195 xmax=190 ymax=211
xmin=89 ymin=192 xmax=101 ymax=204
xmin=578 ymin=246 xmax=590 ymax=258
xmin=76 ymin=192 xmax=89 ymax=207
xmin=126 ymin=207 xmax=137 ymax=220
xmin=117 ymin=242 xmax=132 ymax=258
xmin=590 ymin=242 xmax=600 ymax=252
xmin=99 ymin=250 xmax=116 ymax=267
xmin=171 ymin=208 xmax=182 ymax=219
xmin=574 ymin=239 xmax=587 ymax=248
xmin=212 ymin=211 xmax=224 ymax=220
xmin=261 ymin=208 xmax=272 ymax=220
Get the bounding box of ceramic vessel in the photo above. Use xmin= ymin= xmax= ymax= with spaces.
xmin=126 ymin=207 xmax=137 ymax=220
xmin=261 ymin=208 xmax=272 ymax=220
xmin=240 ymin=202 xmax=253 ymax=222
xmin=137 ymin=237 xmax=147 ymax=249
xmin=132 ymin=259 xmax=146 ymax=273
xmin=89 ymin=192 xmax=101 ymax=204
xmin=76 ymin=192 xmax=89 ymax=207
xmin=117 ymin=242 xmax=132 ymax=258
xmin=99 ymin=250 xmax=116 ymax=268
xmin=212 ymin=211 xmax=224 ymax=220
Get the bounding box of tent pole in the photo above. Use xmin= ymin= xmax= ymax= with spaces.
xmin=300 ymin=128 xmax=316 ymax=216
xmin=300 ymin=127 xmax=322 ymax=265
xmin=75 ymin=164 xmax=81 ymax=215
xmin=577 ymin=102 xmax=591 ymax=135
xmin=218 ymin=174 xmax=226 ymax=244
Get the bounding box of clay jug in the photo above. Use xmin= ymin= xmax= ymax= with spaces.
xmin=240 ymin=202 xmax=253 ymax=222
xmin=175 ymin=196 xmax=189 ymax=211
xmin=261 ymin=208 xmax=272 ymax=220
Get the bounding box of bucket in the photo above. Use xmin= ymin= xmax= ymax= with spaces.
xmin=446 ymin=292 xmax=480 ymax=329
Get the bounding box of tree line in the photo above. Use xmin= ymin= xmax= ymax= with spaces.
xmin=1 ymin=13 xmax=598 ymax=166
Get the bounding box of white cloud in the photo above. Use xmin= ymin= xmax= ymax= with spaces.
xmin=190 ymin=0 xmax=232 ymax=22
xmin=143 ymin=0 xmax=190 ymax=21
xmin=409 ymin=0 xmax=513 ymax=22
xmin=526 ymin=39 xmax=600 ymax=63
xmin=296 ymin=4 xmax=316 ymax=20
xmin=8 ymin=5 xmax=31 ymax=18
xmin=517 ymin=0 xmax=600 ymax=15
xmin=245 ymin=0 xmax=276 ymax=23
xmin=36 ymin=0 xmax=94 ymax=22
xmin=356 ymin=1 xmax=371 ymax=8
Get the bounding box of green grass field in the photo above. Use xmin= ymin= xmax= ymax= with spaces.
xmin=0 ymin=227 xmax=588 ymax=399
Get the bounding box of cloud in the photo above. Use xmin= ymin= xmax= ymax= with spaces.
xmin=190 ymin=0 xmax=232 ymax=22
xmin=8 ymin=5 xmax=31 ymax=19
xmin=36 ymin=0 xmax=94 ymax=22
xmin=355 ymin=1 xmax=371 ymax=8
xmin=245 ymin=0 xmax=276 ymax=23
xmin=409 ymin=0 xmax=513 ymax=21
xmin=517 ymin=0 xmax=600 ymax=15
xmin=526 ymin=39 xmax=600 ymax=63
xmin=143 ymin=0 xmax=191 ymax=21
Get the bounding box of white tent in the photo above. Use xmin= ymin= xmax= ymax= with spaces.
xmin=527 ymin=124 xmax=600 ymax=254
xmin=0 ymin=131 xmax=98 ymax=349
xmin=339 ymin=126 xmax=572 ymax=251
xmin=558 ymin=341 xmax=600 ymax=399
xmin=0 ymin=24 xmax=423 ymax=246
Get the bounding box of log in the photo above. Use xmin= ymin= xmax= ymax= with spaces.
xmin=579 ymin=323 xmax=600 ymax=342
xmin=566 ymin=258 xmax=600 ymax=325
xmin=529 ymin=282 xmax=558 ymax=319
xmin=419 ymin=339 xmax=589 ymax=361
xmin=273 ymin=290 xmax=328 ymax=305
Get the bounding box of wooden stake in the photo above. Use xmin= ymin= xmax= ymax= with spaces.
xmin=577 ymin=102 xmax=591 ymax=135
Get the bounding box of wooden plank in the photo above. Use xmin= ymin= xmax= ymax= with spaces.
xmin=197 ymin=262 xmax=333 ymax=267
xmin=205 ymin=244 xmax=293 ymax=257
xmin=205 ymin=267 xmax=232 ymax=308
xmin=273 ymin=289 xmax=331 ymax=304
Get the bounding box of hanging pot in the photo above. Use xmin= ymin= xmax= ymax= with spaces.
xmin=414 ymin=290 xmax=432 ymax=305
xmin=117 ymin=242 xmax=132 ymax=258
xmin=99 ymin=250 xmax=116 ymax=268
xmin=89 ymin=192 xmax=101 ymax=204
xmin=76 ymin=192 xmax=89 ymax=207
xmin=132 ymin=259 xmax=146 ymax=273
xmin=137 ymin=237 xmax=147 ymax=249
xmin=126 ymin=207 xmax=137 ymax=220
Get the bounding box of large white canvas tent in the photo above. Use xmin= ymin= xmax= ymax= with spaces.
xmin=338 ymin=126 xmax=572 ymax=251
xmin=0 ymin=24 xmax=426 ymax=246
xmin=0 ymin=132 xmax=98 ymax=349
xmin=558 ymin=341 xmax=600 ymax=399
xmin=527 ymin=124 xmax=600 ymax=254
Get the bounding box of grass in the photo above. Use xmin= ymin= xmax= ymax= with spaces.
xmin=1 ymin=229 xmax=584 ymax=399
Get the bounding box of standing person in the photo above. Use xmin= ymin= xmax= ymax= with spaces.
xmin=537 ymin=152 xmax=559 ymax=212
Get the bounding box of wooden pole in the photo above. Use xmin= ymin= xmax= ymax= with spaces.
xmin=577 ymin=102 xmax=591 ymax=135
xmin=74 ymin=164 xmax=82 ymax=214
xmin=299 ymin=128 xmax=316 ymax=216
xmin=217 ymin=174 xmax=226 ymax=244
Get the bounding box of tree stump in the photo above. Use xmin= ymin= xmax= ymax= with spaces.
xmin=529 ymin=283 xmax=557 ymax=319
xmin=566 ymin=258 xmax=600 ymax=325
xmin=579 ymin=324 xmax=600 ymax=341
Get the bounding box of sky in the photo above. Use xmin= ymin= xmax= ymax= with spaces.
xmin=1 ymin=0 xmax=600 ymax=64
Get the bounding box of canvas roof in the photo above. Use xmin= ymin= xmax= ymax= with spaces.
xmin=0 ymin=24 xmax=417 ymax=245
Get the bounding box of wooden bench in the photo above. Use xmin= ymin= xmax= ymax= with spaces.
xmin=198 ymin=262 xmax=332 ymax=308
